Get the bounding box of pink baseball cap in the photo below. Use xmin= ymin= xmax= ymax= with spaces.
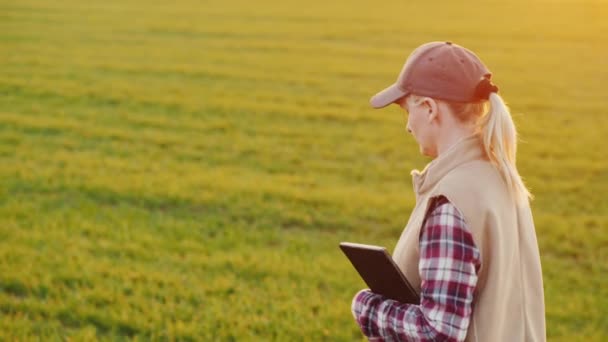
xmin=370 ymin=41 xmax=499 ymax=108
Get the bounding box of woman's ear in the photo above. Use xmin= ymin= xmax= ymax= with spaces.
xmin=421 ymin=97 xmax=439 ymax=123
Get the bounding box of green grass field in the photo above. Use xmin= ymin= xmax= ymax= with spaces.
xmin=1 ymin=0 xmax=607 ymax=340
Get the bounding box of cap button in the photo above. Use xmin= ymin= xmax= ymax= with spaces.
xmin=446 ymin=41 xmax=453 ymax=45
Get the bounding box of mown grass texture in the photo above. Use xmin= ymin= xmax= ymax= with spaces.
xmin=0 ymin=0 xmax=607 ymax=340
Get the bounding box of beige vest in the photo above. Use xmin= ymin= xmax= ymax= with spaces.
xmin=393 ymin=135 xmax=546 ymax=342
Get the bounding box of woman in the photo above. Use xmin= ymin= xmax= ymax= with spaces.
xmin=351 ymin=42 xmax=546 ymax=341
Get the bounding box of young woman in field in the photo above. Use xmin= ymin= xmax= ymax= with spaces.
xmin=351 ymin=42 xmax=546 ymax=341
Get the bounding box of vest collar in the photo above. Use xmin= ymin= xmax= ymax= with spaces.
xmin=411 ymin=134 xmax=486 ymax=197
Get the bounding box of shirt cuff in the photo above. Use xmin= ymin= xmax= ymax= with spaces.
xmin=351 ymin=289 xmax=387 ymax=337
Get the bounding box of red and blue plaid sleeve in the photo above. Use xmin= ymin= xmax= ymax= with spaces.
xmin=351 ymin=196 xmax=481 ymax=341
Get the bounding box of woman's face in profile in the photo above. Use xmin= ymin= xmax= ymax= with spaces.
xmin=397 ymin=97 xmax=438 ymax=158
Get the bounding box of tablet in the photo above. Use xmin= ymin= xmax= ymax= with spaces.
xmin=340 ymin=242 xmax=420 ymax=304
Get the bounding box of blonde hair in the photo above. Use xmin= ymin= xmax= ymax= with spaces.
xmin=408 ymin=94 xmax=532 ymax=205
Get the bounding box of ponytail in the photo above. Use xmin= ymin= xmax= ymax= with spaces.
xmin=479 ymin=93 xmax=532 ymax=205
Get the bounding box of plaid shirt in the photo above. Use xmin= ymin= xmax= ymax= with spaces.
xmin=351 ymin=196 xmax=481 ymax=341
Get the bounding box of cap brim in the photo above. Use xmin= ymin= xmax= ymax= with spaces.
xmin=370 ymin=84 xmax=408 ymax=109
